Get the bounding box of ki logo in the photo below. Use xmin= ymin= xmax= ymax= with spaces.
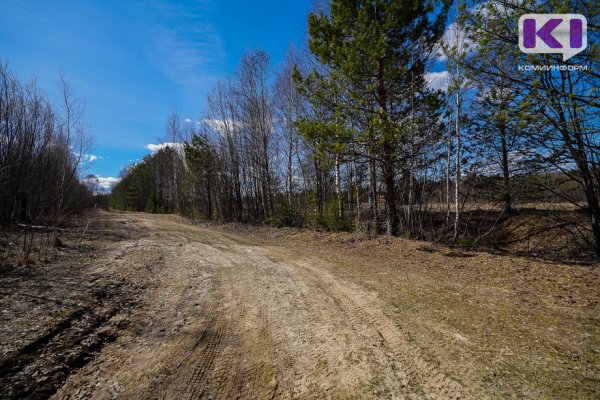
xmin=518 ymin=14 xmax=587 ymax=61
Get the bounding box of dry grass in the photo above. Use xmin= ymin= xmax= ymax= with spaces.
xmin=221 ymin=224 xmax=600 ymax=399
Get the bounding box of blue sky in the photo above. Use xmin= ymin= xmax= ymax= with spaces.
xmin=0 ymin=0 xmax=311 ymax=186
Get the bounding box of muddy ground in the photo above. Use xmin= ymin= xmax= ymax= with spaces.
xmin=0 ymin=211 xmax=598 ymax=399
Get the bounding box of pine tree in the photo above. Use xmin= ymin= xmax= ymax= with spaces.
xmin=305 ymin=0 xmax=451 ymax=235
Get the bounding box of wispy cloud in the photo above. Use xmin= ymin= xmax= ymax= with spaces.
xmin=148 ymin=0 xmax=225 ymax=93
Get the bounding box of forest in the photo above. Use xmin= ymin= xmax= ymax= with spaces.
xmin=109 ymin=0 xmax=600 ymax=261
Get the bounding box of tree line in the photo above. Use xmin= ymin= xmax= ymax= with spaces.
xmin=0 ymin=62 xmax=94 ymax=227
xmin=111 ymin=0 xmax=600 ymax=259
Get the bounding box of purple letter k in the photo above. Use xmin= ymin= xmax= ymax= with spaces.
xmin=523 ymin=18 xmax=563 ymax=49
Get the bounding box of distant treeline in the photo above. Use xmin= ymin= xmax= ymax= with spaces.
xmin=111 ymin=0 xmax=599 ymax=259
xmin=0 ymin=62 xmax=94 ymax=227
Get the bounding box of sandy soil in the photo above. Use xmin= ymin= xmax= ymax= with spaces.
xmin=1 ymin=211 xmax=598 ymax=399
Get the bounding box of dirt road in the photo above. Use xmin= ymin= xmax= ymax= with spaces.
xmin=43 ymin=212 xmax=468 ymax=399
xmin=2 ymin=211 xmax=598 ymax=399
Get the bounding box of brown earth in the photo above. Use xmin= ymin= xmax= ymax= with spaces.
xmin=1 ymin=211 xmax=598 ymax=399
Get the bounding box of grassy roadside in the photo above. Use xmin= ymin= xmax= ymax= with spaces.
xmin=217 ymin=223 xmax=600 ymax=399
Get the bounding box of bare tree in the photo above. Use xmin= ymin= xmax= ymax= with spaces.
xmin=0 ymin=63 xmax=94 ymax=228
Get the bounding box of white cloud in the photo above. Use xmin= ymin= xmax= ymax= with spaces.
xmin=146 ymin=142 xmax=184 ymax=153
xmin=77 ymin=153 xmax=102 ymax=163
xmin=184 ymin=118 xmax=192 ymax=123
xmin=425 ymin=71 xmax=449 ymax=92
xmin=97 ymin=176 xmax=120 ymax=190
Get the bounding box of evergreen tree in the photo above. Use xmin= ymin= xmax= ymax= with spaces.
xmin=305 ymin=0 xmax=451 ymax=235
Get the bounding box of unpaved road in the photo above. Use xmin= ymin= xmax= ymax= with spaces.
xmin=2 ymin=211 xmax=598 ymax=399
xmin=54 ymin=212 xmax=467 ymax=399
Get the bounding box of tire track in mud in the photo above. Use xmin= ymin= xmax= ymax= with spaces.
xmin=142 ymin=243 xmax=228 ymax=400
xmin=286 ymin=256 xmax=468 ymax=399
xmin=129 ymin=226 xmax=279 ymax=400
xmin=209 ymin=244 xmax=377 ymax=398
xmin=233 ymin=244 xmax=470 ymax=399
xmin=196 ymin=244 xmax=279 ymax=399
xmin=180 ymin=315 xmax=228 ymax=399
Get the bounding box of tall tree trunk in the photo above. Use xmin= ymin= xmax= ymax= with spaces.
xmin=500 ymin=125 xmax=512 ymax=213
xmin=335 ymin=154 xmax=342 ymax=219
xmin=381 ymin=142 xmax=398 ymax=236
xmin=206 ymin=167 xmax=213 ymax=220
xmin=377 ymin=60 xmax=398 ymax=236
xmin=445 ymin=127 xmax=452 ymax=227
xmin=454 ymin=90 xmax=461 ymax=240
xmin=287 ymin=127 xmax=294 ymax=211
xmin=347 ymin=161 xmax=354 ymax=224
xmin=315 ymin=159 xmax=323 ymax=218
xmin=354 ymin=161 xmax=360 ymax=224
xmin=453 ymin=4 xmax=461 ymax=241
xmin=368 ymin=153 xmax=377 ymax=237
xmin=407 ymin=164 xmax=414 ymax=230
